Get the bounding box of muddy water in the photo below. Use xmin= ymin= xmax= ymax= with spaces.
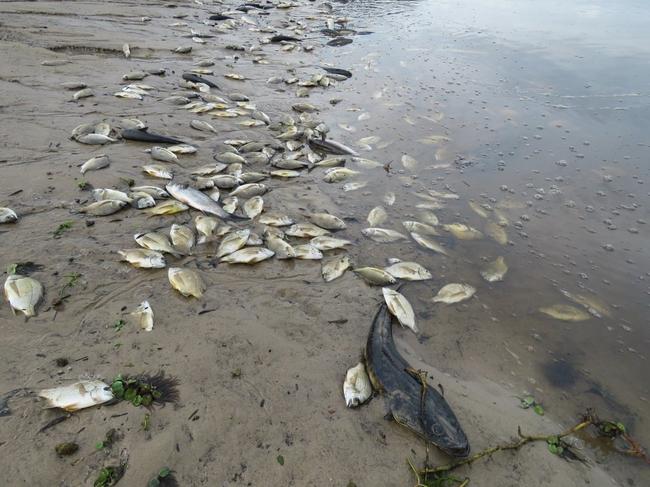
xmin=314 ymin=0 xmax=650 ymax=478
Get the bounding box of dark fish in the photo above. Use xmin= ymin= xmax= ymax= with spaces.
xmin=320 ymin=28 xmax=340 ymax=37
xmin=182 ymin=72 xmax=220 ymax=89
xmin=270 ymin=34 xmax=301 ymax=43
xmin=308 ymin=137 xmax=358 ymax=156
xmin=321 ymin=67 xmax=352 ymax=78
xmin=209 ymin=14 xmax=233 ymax=20
xmin=121 ymin=128 xmax=184 ymax=145
xmin=365 ymin=304 xmax=470 ymax=457
xmin=327 ymin=37 xmax=353 ymax=47
xmin=241 ymin=2 xmax=273 ymax=9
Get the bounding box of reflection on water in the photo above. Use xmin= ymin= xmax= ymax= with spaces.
xmin=315 ymin=0 xmax=649 ymax=479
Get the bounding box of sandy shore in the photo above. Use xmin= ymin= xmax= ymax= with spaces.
xmin=0 ymin=1 xmax=633 ymax=485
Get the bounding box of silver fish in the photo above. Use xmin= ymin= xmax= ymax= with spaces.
xmin=0 ymin=207 xmax=18 ymax=223
xmin=80 ymin=200 xmax=126 ymax=216
xmin=76 ymin=134 xmax=116 ymax=145
xmin=166 ymin=183 xmax=234 ymax=220
xmin=80 ymin=154 xmax=109 ymax=174
xmin=321 ymin=255 xmax=352 ymax=282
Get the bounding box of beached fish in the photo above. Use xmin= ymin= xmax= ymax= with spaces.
xmin=62 ymin=81 xmax=87 ymax=90
xmin=38 ymin=380 xmax=113 ymax=412
xmin=292 ymin=102 xmax=319 ymax=113
xmin=271 ymin=169 xmax=301 ymax=178
xmin=310 ymin=236 xmax=351 ymax=251
xmin=241 ymin=196 xmax=263 ymax=219
xmin=4 ymin=274 xmax=42 ymax=317
xmin=94 ymin=122 xmax=111 ymax=136
xmin=322 ymin=254 xmax=351 ymax=282
xmin=443 ymin=223 xmax=483 ymax=240
xmin=134 ymin=232 xmax=178 ymax=256
xmin=286 ymin=223 xmax=330 ymax=238
xmin=118 ymin=249 xmax=166 ymax=268
xmin=310 ymin=156 xmax=346 ymax=169
xmin=170 ymin=224 xmax=195 ymax=254
xmin=76 ymin=134 xmax=116 ymax=145
xmin=131 ymin=185 xmax=169 ymax=199
xmin=168 ymin=267 xmax=204 ymax=298
xmin=92 ymin=188 xmax=132 ymax=203
xmin=144 ymin=200 xmax=189 ymax=216
xmin=433 ymin=284 xmax=476 ymax=304
xmin=191 ymin=164 xmax=227 ymax=176
xmin=131 ymin=300 xmax=153 ymax=331
xmin=308 ymin=213 xmax=346 ymax=230
xmin=367 ymin=206 xmax=388 ymax=227
xmin=143 ymin=164 xmax=173 ymax=180
xmin=221 ymin=247 xmax=274 ymax=264
xmin=123 ymin=71 xmax=147 ymax=80
xmin=150 ymin=146 xmax=178 ymax=163
xmin=293 ymin=244 xmax=323 ymax=260
xmin=194 ymin=215 xmax=219 ymax=244
xmin=166 ymin=183 xmax=236 ymax=220
xmin=361 ymin=228 xmax=408 ymax=243
xmin=190 ymin=119 xmax=218 ymax=133
xmin=402 ymin=221 xmax=439 ymax=236
xmin=215 ymin=152 xmax=247 ymax=165
xmin=217 ymin=229 xmax=250 ymax=258
xmin=80 ymin=154 xmax=109 ymax=174
xmin=323 ymin=167 xmax=359 ymax=183
xmin=229 ymin=183 xmax=267 ymax=199
xmin=0 ymin=208 xmax=18 ymax=223
xmin=71 ymin=122 xmax=96 ymax=139
xmin=266 ymin=235 xmax=296 ymax=259
xmin=131 ymin=192 xmax=156 ymax=209
xmin=114 ymin=90 xmax=143 ymax=100
xmin=210 ymin=175 xmax=242 ymax=189
xmin=343 ymin=362 xmax=372 ymax=408
xmin=122 ymin=43 xmax=130 ymax=58
xmin=80 ymin=200 xmax=126 ymax=216
xmin=539 ymin=304 xmax=590 ymax=322
xmin=73 ymin=88 xmax=94 ymax=100
xmin=384 ymin=261 xmax=432 ymax=281
xmin=401 ymin=154 xmax=418 ymax=171
xmin=354 ymin=267 xmax=396 ymax=285
xmin=221 ymin=197 xmax=238 ymax=214
xmin=259 ymin=213 xmax=294 ymax=227
xmin=480 ymin=256 xmax=508 ymax=282
xmin=559 ymin=290 xmax=611 ymax=318
xmin=383 ymin=287 xmax=417 ymax=333
xmin=485 ymin=222 xmax=508 ymax=245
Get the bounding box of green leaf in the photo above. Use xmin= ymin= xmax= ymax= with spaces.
xmin=277 ymin=454 xmax=284 ymax=466
xmin=533 ymin=404 xmax=545 ymax=416
xmin=124 ymin=388 xmax=137 ymax=403
xmin=132 ymin=394 xmax=143 ymax=407
xmin=111 ymin=381 xmax=124 ymax=399
xmin=616 ymin=422 xmax=626 ymax=433
xmin=158 ymin=467 xmax=171 ymax=478
xmin=547 ymin=443 xmax=559 ymax=455
xmin=141 ymin=394 xmax=153 ymax=407
xmin=520 ymin=396 xmax=535 ymax=409
xmin=147 ymin=479 xmax=160 ymax=487
xmin=95 ymin=441 xmax=104 ymax=450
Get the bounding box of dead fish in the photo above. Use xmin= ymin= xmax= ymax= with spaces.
xmin=322 ymin=254 xmax=351 ymax=282
xmin=286 ymin=223 xmax=330 ymax=238
xmin=94 ymin=122 xmax=111 ymax=136
xmin=354 ymin=267 xmax=396 ymax=286
xmin=221 ymin=247 xmax=274 ymax=264
xmin=131 ymin=301 xmax=153 ymax=331
xmin=559 ymin=290 xmax=611 ymax=318
xmin=361 ymin=228 xmax=408 ymax=243
xmin=384 ymin=261 xmax=432 ymax=281
xmin=144 ymin=200 xmax=189 ymax=216
xmin=134 ymin=232 xmax=178 ymax=256
xmin=309 ymin=156 xmax=346 ymax=170
xmin=220 ymin=196 xmax=238 ymax=214
xmin=151 ymin=146 xmax=178 ymax=163
xmin=327 ymin=37 xmax=353 ymax=47
xmin=122 ymin=43 xmax=131 ymax=58
xmin=4 ymin=274 xmax=42 ymax=317
xmin=190 ymin=119 xmax=218 ymax=133
xmin=309 ymin=138 xmax=359 ymax=156
xmin=131 ymin=192 xmax=156 ymax=209
xmin=266 ymin=235 xmax=296 ymax=259
xmin=343 ymin=363 xmax=372 ymax=408
xmin=352 ymin=157 xmax=382 ymax=168
xmin=76 ymin=134 xmax=116 ymax=145
xmin=443 ymin=223 xmax=483 ymax=240
xmin=432 ymin=284 xmax=476 ymax=304
xmin=0 ymin=208 xmax=18 ymax=223
xmin=259 ymin=213 xmax=294 ymax=227
xmin=293 ymin=244 xmax=323 ymax=260
xmin=166 ymin=183 xmax=240 ymax=220
xmin=310 ymin=236 xmax=351 ymax=251
xmin=229 ymin=183 xmax=267 ymax=199
xmin=418 ymin=134 xmax=451 ymax=145
xmin=402 ymin=221 xmax=439 ymax=236
xmin=72 ymin=88 xmax=94 ymax=100
xmin=383 ymin=287 xmax=417 ymax=333
xmin=401 ymin=154 xmax=418 ymax=171
xmin=419 ymin=212 xmax=440 ymax=227
xmin=243 ymin=196 xmax=263 ymax=219
xmin=143 ymin=164 xmax=173 ymax=180
xmin=367 ymin=206 xmax=388 ymax=227
xmin=210 ymin=175 xmax=242 ymax=189
xmin=80 ymin=200 xmax=126 ymax=216
xmin=308 ymin=213 xmax=346 ymax=230
xmin=71 ymin=123 xmax=96 ymax=139
xmin=215 ymin=151 xmax=247 ymax=165
xmin=271 ymin=169 xmax=300 ymax=178
xmin=383 ymin=192 xmax=396 ymax=206
xmin=343 ymin=181 xmax=367 ymax=192
xmin=93 ymin=188 xmax=132 ymax=203
xmin=292 ymin=102 xmax=319 ymax=113
xmin=170 ymin=224 xmax=195 ymax=254
xmin=539 ymin=304 xmax=590 ymax=322
xmin=411 ymin=232 xmax=448 ymax=255
xmin=480 ymin=256 xmax=508 ymax=282
xmin=121 ymin=128 xmax=184 ymax=144
xmin=469 ymin=201 xmax=490 ymax=218
xmin=168 ymin=144 xmax=198 ymax=154
xmin=191 ymin=163 xmax=227 ymax=176
xmin=485 ymin=222 xmax=508 ymax=245
xmin=38 ymin=381 xmax=113 ymax=412
xmin=122 ymin=71 xmax=147 ymax=80
xmin=217 ymin=229 xmax=250 ymax=258
xmin=118 ymin=249 xmax=166 ymax=268
xmin=80 ymin=154 xmax=109 ymax=174
xmin=61 ymin=81 xmax=87 ymax=90
xmin=193 ymin=215 xmax=218 ymax=244
xmin=323 ymin=168 xmax=359 ymax=183
xmin=131 ymin=185 xmax=169 ymax=199
xmin=168 ymin=267 xmax=204 ymax=298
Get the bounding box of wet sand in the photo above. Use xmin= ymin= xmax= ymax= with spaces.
xmin=0 ymin=1 xmax=646 ymax=486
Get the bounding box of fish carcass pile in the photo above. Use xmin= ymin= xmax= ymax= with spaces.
xmin=2 ymin=0 xmax=616 ymax=483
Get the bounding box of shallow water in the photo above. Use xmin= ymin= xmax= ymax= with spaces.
xmin=314 ymin=0 xmax=650 ymax=477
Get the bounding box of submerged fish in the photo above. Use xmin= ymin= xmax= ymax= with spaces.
xmin=480 ymin=256 xmax=508 ymax=282
xmin=432 ymin=284 xmax=476 ymax=304
xmin=539 ymin=304 xmax=590 ymax=322
xmin=443 ymin=223 xmax=483 ymax=240
xmin=343 ymin=363 xmax=372 ymax=408
xmin=38 ymin=380 xmax=114 ymax=412
xmin=168 ymin=267 xmax=204 ymax=298
xmin=485 ymin=222 xmax=508 ymax=245
xmin=383 ymin=287 xmax=417 ymax=333
xmin=367 ymin=206 xmax=388 ymax=227
xmin=402 ymin=221 xmax=439 ymax=236
xmin=361 ymin=228 xmax=408 ymax=243
xmin=4 ymin=274 xmax=42 ymax=317
xmin=559 ymin=290 xmax=611 ymax=318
